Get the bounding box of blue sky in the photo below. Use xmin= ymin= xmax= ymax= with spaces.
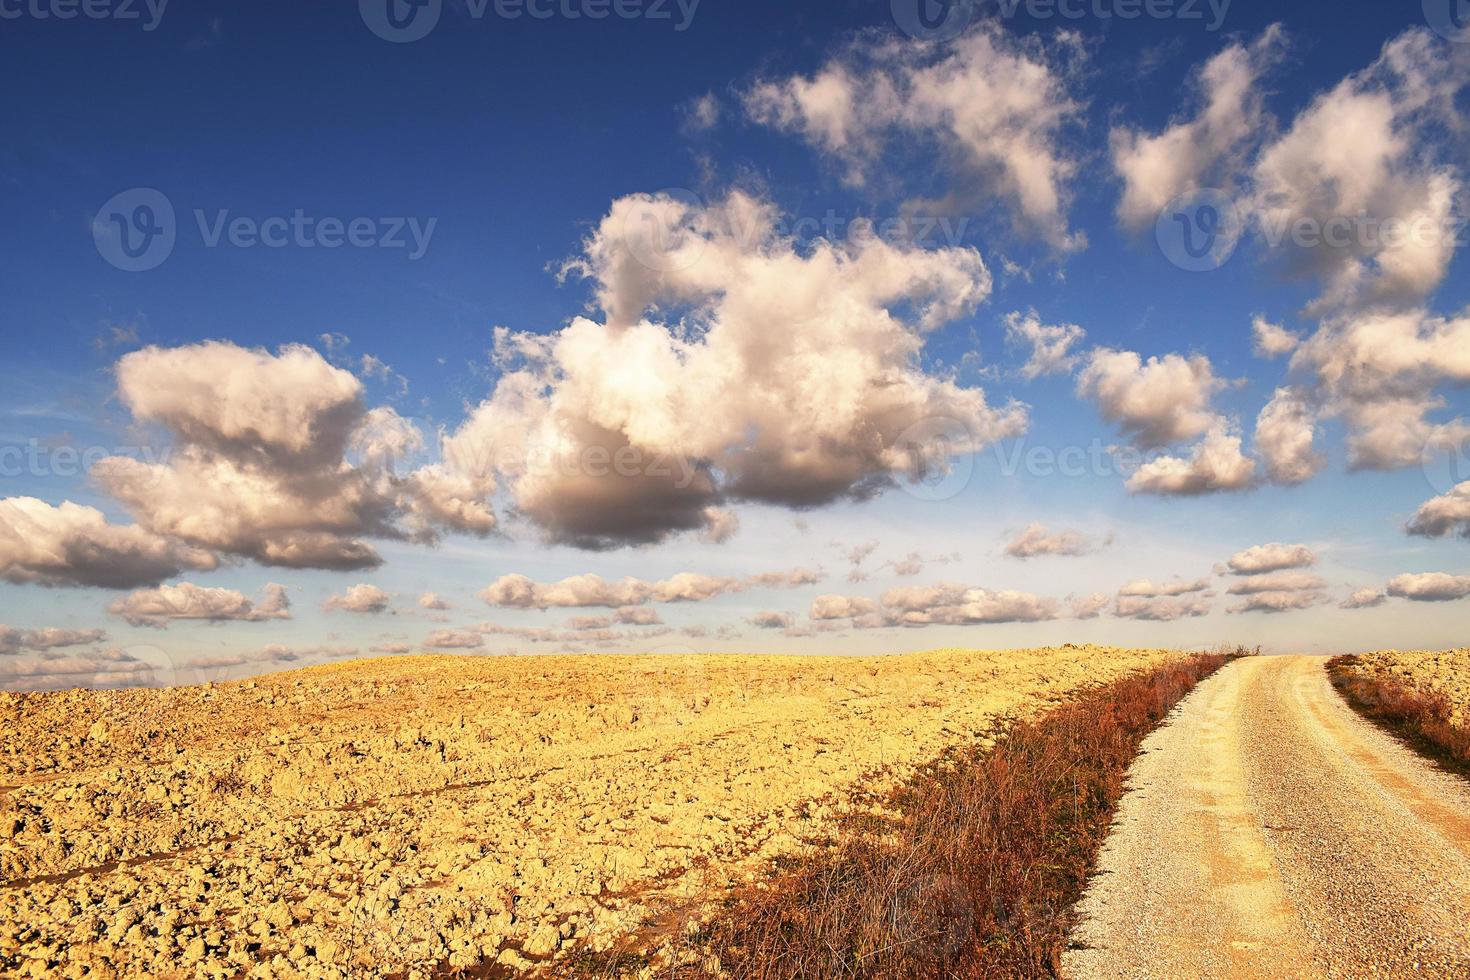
xmin=1 ymin=0 xmax=1468 ymax=688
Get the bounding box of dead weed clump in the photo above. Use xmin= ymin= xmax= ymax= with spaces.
xmin=1328 ymin=656 xmax=1470 ymax=778
xmin=679 ymin=648 xmax=1247 ymax=980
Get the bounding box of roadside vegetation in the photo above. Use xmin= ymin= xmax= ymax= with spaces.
xmin=1329 ymin=655 xmax=1470 ymax=780
xmin=599 ymin=647 xmax=1252 ymax=979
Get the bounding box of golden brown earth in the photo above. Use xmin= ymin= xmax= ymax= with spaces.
xmin=0 ymin=645 xmax=1181 ymax=979
xmin=1335 ymin=648 xmax=1470 ymax=724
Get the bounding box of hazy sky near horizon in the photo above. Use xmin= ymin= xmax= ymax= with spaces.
xmin=2 ymin=0 xmax=1469 ymax=689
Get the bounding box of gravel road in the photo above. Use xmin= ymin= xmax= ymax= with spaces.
xmin=1064 ymin=655 xmax=1470 ymax=979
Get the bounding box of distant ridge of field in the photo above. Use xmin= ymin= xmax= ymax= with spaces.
xmin=1 ymin=646 xmax=1182 ymax=978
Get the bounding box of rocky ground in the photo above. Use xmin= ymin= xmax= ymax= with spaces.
xmin=0 ymin=645 xmax=1178 ymax=979
xmin=1338 ymin=648 xmax=1470 ymax=724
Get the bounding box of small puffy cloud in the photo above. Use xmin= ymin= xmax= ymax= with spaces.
xmin=888 ymin=553 xmax=925 ymax=577
xmin=1112 ymin=26 xmax=1286 ymax=232
xmin=648 ymin=572 xmax=746 ymax=603
xmin=1118 ymin=577 xmax=1212 ymax=598
xmin=481 ymin=573 xmax=647 ymax=609
xmin=700 ymin=507 xmax=740 ymax=544
xmin=1113 ymin=594 xmax=1212 ymax=621
xmin=1004 ymin=523 xmax=1100 ymax=559
xmin=1225 ymin=572 xmax=1326 ymax=595
xmin=837 ymin=540 xmax=880 ymax=582
xmin=745 ymin=26 xmax=1086 ymax=250
xmin=1228 ymin=591 xmax=1324 ymax=614
xmin=1225 ymin=543 xmax=1317 ymax=575
xmin=1407 ymin=481 xmax=1470 ymax=539
xmin=1078 ymin=349 xmax=1224 ymax=450
xmin=809 ymin=583 xmax=1061 ymax=628
xmin=0 ymin=648 xmax=154 ymax=693
xmin=425 ymin=628 xmax=486 ymax=649
xmin=324 ymin=583 xmax=392 ymax=614
xmin=880 ymin=584 xmax=1060 ymax=626
xmin=371 ymin=642 xmax=415 ymax=655
xmin=177 ymin=655 xmax=257 ymax=671
xmin=1126 ymin=427 xmax=1258 ymax=497
xmin=748 ymin=611 xmax=795 ymax=630
xmin=1070 ymin=593 xmax=1110 ymax=620
xmin=419 ymin=592 xmax=451 ymax=611
xmin=1340 ymin=588 xmax=1388 ymax=609
xmin=567 ymin=607 xmax=664 ymax=630
xmin=683 ymin=92 xmax=721 ymax=131
xmin=0 ymin=497 xmax=217 ymax=589
xmin=1252 ymin=317 xmax=1301 ymax=358
xmin=472 ymin=621 xmax=652 ymax=647
xmin=0 ymin=627 xmax=108 ymax=657
xmin=1254 ymin=388 xmax=1325 ymax=486
xmin=108 ymin=582 xmax=291 ymax=628
xmin=479 ymin=568 xmax=819 ymax=610
xmin=177 ymin=644 xmax=353 ymax=672
xmin=810 ymin=595 xmax=879 ymax=621
xmin=93 ymin=317 xmax=142 ymax=352
xmin=613 ymin=606 xmax=664 ymax=626
xmin=879 ymin=552 xmax=956 ymax=577
xmin=1004 ymin=311 xmax=1085 ymax=380
xmin=744 ymin=568 xmax=824 ymax=589
xmin=13 ymin=628 xmax=108 ymax=652
xmin=1386 ymin=572 xmax=1470 ymax=602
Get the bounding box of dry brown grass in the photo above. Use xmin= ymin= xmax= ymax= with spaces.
xmin=1329 ymin=655 xmax=1470 ymax=779
xmin=623 ymin=649 xmax=1248 ymax=980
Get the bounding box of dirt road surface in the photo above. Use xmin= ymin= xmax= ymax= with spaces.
xmin=1065 ymin=655 xmax=1470 ymax=979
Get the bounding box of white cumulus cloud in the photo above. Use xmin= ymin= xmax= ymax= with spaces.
xmin=324 ymin=584 xmax=392 ymax=614
xmin=108 ymin=582 xmax=291 ymax=628
xmin=1225 ymin=543 xmax=1317 ymax=575
xmin=1386 ymin=572 xmax=1470 ymax=602
xmin=745 ymin=26 xmax=1086 ymax=250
